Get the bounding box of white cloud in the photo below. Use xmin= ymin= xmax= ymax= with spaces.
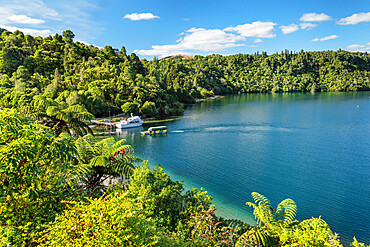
xmin=224 ymin=21 xmax=277 ymax=38
xmin=0 ymin=25 xmax=51 ymax=37
xmin=134 ymin=27 xmax=245 ymax=57
xmin=254 ymin=38 xmax=262 ymax=43
xmin=311 ymin=35 xmax=338 ymax=42
xmin=300 ymin=22 xmax=317 ymax=30
xmin=279 ymin=24 xmax=299 ymax=34
xmin=8 ymin=14 xmax=45 ymax=24
xmin=0 ymin=1 xmax=59 ymax=24
xmin=300 ymin=13 xmax=331 ymax=22
xmin=123 ymin=13 xmax=159 ymax=21
xmin=337 ymin=12 xmax=370 ymax=25
xmin=345 ymin=43 xmax=370 ymax=52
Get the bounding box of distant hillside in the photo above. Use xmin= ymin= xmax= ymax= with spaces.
xmin=0 ymin=29 xmax=369 ymax=119
xmin=164 ymin=54 xmax=194 ymax=60
xmin=0 ymin=28 xmax=6 ymax=36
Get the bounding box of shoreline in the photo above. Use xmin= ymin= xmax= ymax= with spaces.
xmin=195 ymin=95 xmax=222 ymax=102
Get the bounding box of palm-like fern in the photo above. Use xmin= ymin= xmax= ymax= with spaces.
xmin=43 ymin=104 xmax=95 ymax=137
xmin=237 ymin=192 xmax=297 ymax=246
xmin=246 ymin=192 xmax=297 ymax=227
xmin=274 ymin=198 xmax=297 ymax=225
xmin=26 ymin=96 xmax=95 ymax=137
xmin=74 ymin=134 xmax=141 ymax=194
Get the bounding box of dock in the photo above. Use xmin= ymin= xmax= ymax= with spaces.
xmin=91 ymin=120 xmax=116 ymax=126
xmin=93 ymin=131 xmax=116 ymax=136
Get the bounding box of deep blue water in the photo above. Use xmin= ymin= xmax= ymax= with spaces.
xmin=114 ymin=92 xmax=370 ymax=245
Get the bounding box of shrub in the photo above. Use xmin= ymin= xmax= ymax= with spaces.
xmin=121 ymin=101 xmax=139 ymax=116
xmin=39 ymin=194 xmax=167 ymax=246
xmin=200 ymin=88 xmax=215 ymax=99
xmin=141 ymin=101 xmax=158 ymax=117
xmin=125 ymin=163 xmax=213 ymax=231
xmin=0 ymin=108 xmax=76 ymax=246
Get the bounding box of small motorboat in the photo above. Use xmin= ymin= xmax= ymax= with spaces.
xmin=141 ymin=126 xmax=167 ymax=135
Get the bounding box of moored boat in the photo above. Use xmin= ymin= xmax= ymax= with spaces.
xmin=141 ymin=126 xmax=167 ymax=135
xmin=116 ymin=115 xmax=143 ymax=129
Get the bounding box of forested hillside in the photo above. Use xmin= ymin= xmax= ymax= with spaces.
xmin=0 ymin=29 xmax=369 ymax=118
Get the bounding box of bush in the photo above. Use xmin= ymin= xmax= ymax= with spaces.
xmin=200 ymin=88 xmax=215 ymax=99
xmin=125 ymin=163 xmax=213 ymax=231
xmin=39 ymin=194 xmax=169 ymax=246
xmin=121 ymin=101 xmax=139 ymax=116
xmin=0 ymin=108 xmax=76 ymax=246
xmin=140 ymin=101 xmax=158 ymax=117
xmin=277 ymin=217 xmax=341 ymax=246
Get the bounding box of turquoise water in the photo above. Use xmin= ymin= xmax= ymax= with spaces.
xmin=115 ymin=92 xmax=370 ymax=244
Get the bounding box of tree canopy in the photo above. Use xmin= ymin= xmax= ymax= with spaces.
xmin=0 ymin=30 xmax=369 ymax=119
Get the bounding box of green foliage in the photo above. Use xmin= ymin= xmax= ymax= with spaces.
xmin=246 ymin=192 xmax=297 ymax=227
xmin=141 ymin=100 xmax=158 ymax=117
xmin=351 ymin=237 xmax=370 ymax=247
xmin=32 ymin=98 xmax=95 ymax=137
xmin=238 ymin=193 xmax=361 ymax=247
xmin=0 ymin=30 xmax=368 ymax=119
xmin=278 ymin=217 xmax=341 ymax=246
xmin=174 ymin=207 xmax=237 ymax=246
xmin=126 ymin=163 xmax=213 ymax=231
xmin=74 ymin=134 xmax=141 ymax=196
xmin=200 ymin=88 xmax=215 ymax=99
xmin=121 ymin=101 xmax=140 ymax=116
xmin=39 ymin=194 xmax=168 ymax=246
xmin=0 ymin=108 xmax=76 ymax=246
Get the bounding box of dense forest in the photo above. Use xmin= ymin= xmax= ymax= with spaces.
xmin=0 ymin=29 xmax=369 ymax=119
xmin=1 ymin=29 xmax=370 ymax=246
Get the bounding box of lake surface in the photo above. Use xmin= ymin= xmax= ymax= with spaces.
xmin=114 ymin=92 xmax=370 ymax=244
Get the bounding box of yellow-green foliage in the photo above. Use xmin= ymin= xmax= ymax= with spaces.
xmin=125 ymin=164 xmax=213 ymax=231
xmin=351 ymin=237 xmax=370 ymax=247
xmin=0 ymin=108 xmax=76 ymax=246
xmin=278 ymin=217 xmax=342 ymax=247
xmin=175 ymin=207 xmax=236 ymax=247
xmin=40 ymin=194 xmax=164 ymax=246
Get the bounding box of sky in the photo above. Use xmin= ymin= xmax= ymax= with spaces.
xmin=0 ymin=0 xmax=369 ymax=59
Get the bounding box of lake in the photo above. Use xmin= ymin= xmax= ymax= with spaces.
xmin=113 ymin=92 xmax=370 ymax=244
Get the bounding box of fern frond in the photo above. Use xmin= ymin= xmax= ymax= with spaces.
xmin=246 ymin=202 xmax=257 ymax=209
xmin=90 ymin=156 xmax=110 ymax=167
xmin=65 ymin=105 xmax=95 ymax=120
xmin=76 ymin=137 xmax=95 ymax=164
xmin=236 ymin=227 xmax=276 ymax=247
xmin=73 ymin=163 xmax=92 ymax=176
xmin=275 ymin=198 xmax=297 ymax=225
xmin=46 ymin=106 xmax=61 ymax=118
xmin=109 ymin=160 xmax=135 ymax=177
xmin=251 ymin=192 xmax=271 ymax=207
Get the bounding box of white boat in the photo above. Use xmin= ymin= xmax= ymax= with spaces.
xmin=116 ymin=115 xmax=144 ymax=129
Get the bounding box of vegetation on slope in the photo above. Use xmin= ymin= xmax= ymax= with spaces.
xmin=0 ymin=29 xmax=369 ymax=119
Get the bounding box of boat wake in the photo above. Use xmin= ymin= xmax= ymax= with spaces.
xmin=171 ymin=124 xmax=301 ymax=134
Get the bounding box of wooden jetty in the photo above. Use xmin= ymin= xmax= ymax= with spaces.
xmin=93 ymin=131 xmax=116 ymax=136
xmin=91 ymin=120 xmax=116 ymax=126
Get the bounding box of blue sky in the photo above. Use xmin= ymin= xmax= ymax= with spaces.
xmin=0 ymin=0 xmax=369 ymax=59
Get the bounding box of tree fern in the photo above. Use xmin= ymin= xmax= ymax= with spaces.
xmin=244 ymin=192 xmax=298 ymax=245
xmin=247 ymin=192 xmax=276 ymax=227
xmin=74 ymin=135 xmax=141 ymax=195
xmin=275 ymin=198 xmax=297 ymax=225
xmin=251 ymin=192 xmax=271 ymax=207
